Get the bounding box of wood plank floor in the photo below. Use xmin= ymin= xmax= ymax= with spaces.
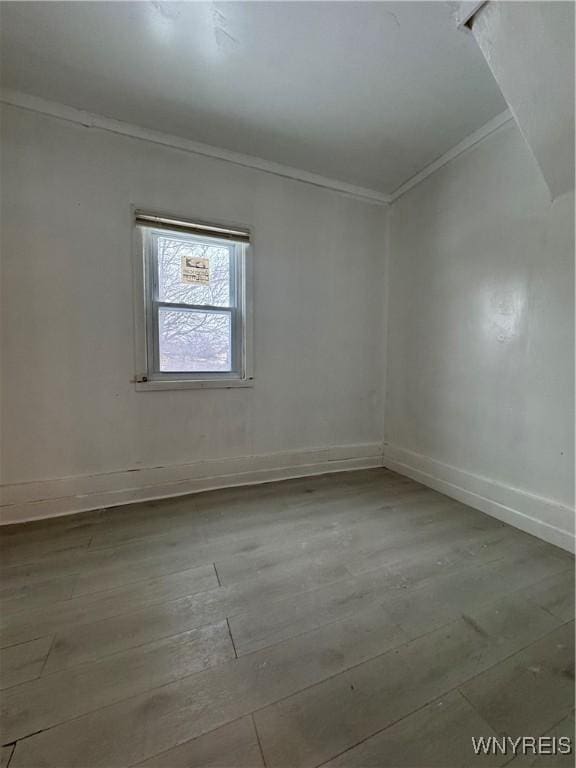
xmin=0 ymin=468 xmax=574 ymax=767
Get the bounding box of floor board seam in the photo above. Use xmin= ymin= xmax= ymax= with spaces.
xmin=3 ymin=619 xmax=573 ymax=759
xmin=232 ymin=602 xmax=401 ymax=659
xmin=1 ymin=725 xmax=51 ymax=748
xmin=3 ymin=563 xmax=366 ymax=652
xmin=0 ymin=533 xmax=101 ymax=569
xmin=248 ymin=616 xmax=574 ymax=724
xmin=66 ymin=565 xmax=218 ymax=604
xmin=3 ymin=742 xmax=15 ymax=768
xmin=37 ymin=633 xmax=56 ymax=680
xmin=0 ymin=633 xmax=49 ymax=652
xmin=455 ymin=687 xmax=504 ymax=743
xmin=226 ymin=617 xmax=238 ymax=659
xmin=3 ymin=618 xmax=573 ymax=754
xmin=25 ymin=618 xmax=232 ymax=679
xmin=310 ymin=627 xmax=574 ymax=768
xmin=1 ymin=485 xmax=434 ymax=572
xmin=310 ymin=687 xmax=484 ymax=768
xmin=0 ymin=498 xmax=532 ymax=594
xmin=456 ymin=654 xmax=575 ymax=746
xmin=70 ymin=559 xmax=217 ymax=599
xmin=451 ymin=617 xmax=574 ymax=694
xmin=0 ymin=617 xmax=407 ymax=747
xmin=251 ymin=713 xmax=268 ymax=768
xmin=3 ymin=557 xmax=572 ymax=680
xmin=2 ymin=532 xmax=221 ymax=590
xmin=232 ymin=559 xmax=571 ymax=661
xmin=1 ymin=472 xmax=573 ymax=765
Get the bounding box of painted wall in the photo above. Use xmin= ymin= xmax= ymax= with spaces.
xmin=2 ymin=103 xmax=574 ymax=551
xmin=472 ymin=0 xmax=575 ymax=200
xmin=0 ymin=105 xmax=386 ymax=520
xmin=384 ymin=120 xmax=574 ymax=550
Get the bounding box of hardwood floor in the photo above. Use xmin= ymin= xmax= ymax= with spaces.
xmin=0 ymin=468 xmax=574 ymax=767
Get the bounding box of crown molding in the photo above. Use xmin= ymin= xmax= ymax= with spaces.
xmin=389 ymin=109 xmax=514 ymax=203
xmin=0 ymin=89 xmax=391 ymax=206
xmin=1 ymin=89 xmax=515 ymax=208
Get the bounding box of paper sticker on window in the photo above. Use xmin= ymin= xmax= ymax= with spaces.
xmin=181 ymin=256 xmax=210 ymax=285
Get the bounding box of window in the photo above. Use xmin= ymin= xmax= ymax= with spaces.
xmin=134 ymin=212 xmax=253 ymax=390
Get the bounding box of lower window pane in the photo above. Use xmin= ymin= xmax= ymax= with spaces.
xmin=158 ymin=308 xmax=232 ymax=373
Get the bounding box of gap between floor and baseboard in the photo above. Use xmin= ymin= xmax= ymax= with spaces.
xmin=0 ymin=444 xmax=383 ymax=525
xmin=381 ymin=444 xmax=575 ymax=554
xmin=1 ymin=442 xmax=574 ymax=556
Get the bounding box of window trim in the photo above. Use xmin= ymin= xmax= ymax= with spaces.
xmin=132 ymin=209 xmax=254 ymax=391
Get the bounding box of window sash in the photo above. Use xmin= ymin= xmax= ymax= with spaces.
xmin=141 ymin=226 xmax=245 ymax=379
xmin=155 ymin=306 xmax=235 ymax=374
xmin=151 ymin=228 xmax=237 ymax=310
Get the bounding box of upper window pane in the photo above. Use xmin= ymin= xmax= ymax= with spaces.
xmin=156 ymin=234 xmax=231 ymax=307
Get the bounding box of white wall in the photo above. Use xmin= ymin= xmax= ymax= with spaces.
xmin=384 ymin=120 xmax=574 ymax=551
xmin=472 ymin=0 xmax=575 ymax=200
xmin=0 ymin=105 xmax=387 ymax=521
xmin=2 ymin=103 xmax=574 ymax=553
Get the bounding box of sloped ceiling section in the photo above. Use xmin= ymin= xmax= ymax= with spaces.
xmin=471 ymin=0 xmax=575 ymax=200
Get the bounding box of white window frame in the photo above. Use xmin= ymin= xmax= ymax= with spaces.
xmin=133 ymin=210 xmax=254 ymax=391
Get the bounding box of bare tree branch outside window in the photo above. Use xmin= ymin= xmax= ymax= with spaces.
xmin=156 ymin=236 xmax=233 ymax=372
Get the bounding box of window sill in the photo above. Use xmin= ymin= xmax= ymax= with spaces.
xmin=135 ymin=377 xmax=254 ymax=391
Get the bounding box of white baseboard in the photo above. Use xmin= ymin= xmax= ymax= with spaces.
xmin=382 ymin=443 xmax=575 ymax=553
xmin=3 ymin=441 xmax=573 ymax=556
xmin=0 ymin=443 xmax=383 ymax=525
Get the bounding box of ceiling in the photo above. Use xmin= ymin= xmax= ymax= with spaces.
xmin=0 ymin=1 xmax=506 ymax=195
